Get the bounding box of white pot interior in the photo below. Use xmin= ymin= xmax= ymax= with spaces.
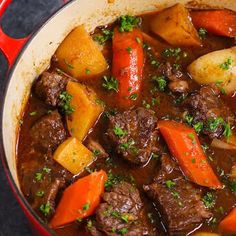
xmin=3 ymin=0 xmax=236 ymax=192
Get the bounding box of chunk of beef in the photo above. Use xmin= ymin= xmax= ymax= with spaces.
xmin=107 ymin=108 xmax=158 ymax=165
xmin=19 ymin=155 xmax=72 ymax=219
xmin=34 ymin=71 xmax=69 ymax=106
xmin=90 ymin=182 xmax=154 ymax=236
xmin=30 ymin=110 xmax=67 ymax=152
xmin=143 ymin=155 xmax=212 ymax=235
xmin=161 ymin=62 xmax=189 ymax=93
xmin=184 ymin=85 xmax=235 ymax=138
xmin=86 ymin=138 xmax=109 ymax=158
xmin=168 ymin=80 xmax=189 ymax=93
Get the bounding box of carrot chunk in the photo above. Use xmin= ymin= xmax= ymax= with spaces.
xmin=219 ymin=207 xmax=236 ymax=234
xmin=50 ymin=170 xmax=107 ymax=228
xmin=191 ymin=10 xmax=236 ymax=37
xmin=112 ymin=28 xmax=144 ymax=108
xmin=158 ymin=120 xmax=222 ymax=188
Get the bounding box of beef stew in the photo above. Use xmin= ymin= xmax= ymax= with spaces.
xmin=17 ymin=4 xmax=236 ymax=236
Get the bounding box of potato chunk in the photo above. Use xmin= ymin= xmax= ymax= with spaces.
xmin=150 ymin=3 xmax=201 ymax=46
xmin=55 ymin=25 xmax=107 ymax=78
xmin=66 ymin=81 xmax=104 ymax=141
xmin=53 ymin=137 xmax=94 ymax=175
xmin=188 ymin=46 xmax=236 ymax=94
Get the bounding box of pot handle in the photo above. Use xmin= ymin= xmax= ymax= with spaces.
xmin=0 ymin=0 xmax=69 ymax=70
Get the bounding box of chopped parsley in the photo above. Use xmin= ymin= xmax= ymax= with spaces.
xmin=129 ymin=93 xmax=138 ymax=101
xmin=150 ymin=59 xmax=160 ymax=67
xmin=35 ymin=167 xmax=51 ymax=182
xmin=92 ymin=149 xmax=101 ymax=157
xmin=102 ymin=76 xmax=119 ymax=92
xmin=111 ymin=210 xmax=129 ymax=223
xmin=193 ymin=122 xmax=203 ymax=133
xmin=184 ymin=114 xmax=193 ymax=125
xmin=120 ymin=139 xmax=136 ymax=151
xmin=87 ymin=220 xmax=93 ymax=229
xmin=117 ymin=227 xmax=128 ymax=235
xmin=76 ymin=218 xmax=82 ymax=223
xmin=148 ymin=213 xmax=155 ymax=224
xmin=198 ymin=28 xmax=207 ymax=39
xmin=118 ymin=15 xmax=140 ymax=32
xmin=230 ymin=179 xmax=236 ymax=194
xmin=83 ymin=203 xmax=90 ymax=211
xmin=223 ymin=122 xmax=232 ymax=140
xmin=162 ymin=48 xmax=182 ymax=59
xmin=215 ymin=80 xmax=226 ymax=94
xmin=202 ymin=192 xmax=215 ymax=209
xmin=136 ymin=37 xmax=141 ymax=44
xmin=219 ymin=57 xmax=233 ymax=70
xmin=126 ymin=47 xmax=132 ymax=54
xmin=94 ymin=29 xmax=113 ymax=45
xmin=85 ymin=68 xmax=91 ymax=75
xmin=173 ymin=63 xmax=181 ymax=70
xmin=188 ymin=133 xmax=196 ymax=144
xmin=113 ymin=125 xmax=127 ymax=138
xmin=152 ymin=97 xmax=160 ymax=106
xmin=152 ymin=75 xmax=167 ymax=91
xmin=207 ymin=117 xmax=224 ymax=132
xmin=39 ymin=203 xmax=51 ymax=216
xmin=59 ymin=91 xmax=75 ymax=115
xmin=104 ymin=108 xmax=118 ymax=118
xmin=29 ymin=111 xmax=37 ymax=116
xmin=43 ymin=167 xmax=51 ymax=173
xmin=105 ymin=171 xmax=123 ymax=190
xmin=174 ymin=94 xmax=187 ymax=104
xmin=171 ymin=191 xmax=180 ymax=199
xmin=142 ymin=100 xmax=151 ymax=109
xmin=36 ymin=191 xmax=45 ymax=197
xmin=35 ymin=172 xmax=43 ymax=182
xmin=165 ymin=180 xmax=175 ymax=189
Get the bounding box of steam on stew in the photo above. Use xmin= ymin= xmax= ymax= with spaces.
xmin=17 ymin=4 xmax=236 ymax=236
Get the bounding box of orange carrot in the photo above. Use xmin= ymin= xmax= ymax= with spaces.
xmin=191 ymin=10 xmax=236 ymax=37
xmin=50 ymin=170 xmax=107 ymax=228
xmin=219 ymin=207 xmax=236 ymax=234
xmin=158 ymin=120 xmax=222 ymax=189
xmin=112 ymin=28 xmax=144 ymax=108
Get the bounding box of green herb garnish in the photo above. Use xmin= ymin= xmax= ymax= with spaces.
xmin=113 ymin=125 xmax=127 ymax=138
xmin=152 ymin=75 xmax=167 ymax=91
xmin=95 ymin=29 xmax=113 ymax=45
xmin=202 ymin=192 xmax=215 ymax=208
xmin=39 ymin=203 xmax=51 ymax=216
xmin=102 ymin=76 xmax=119 ymax=92
xmin=198 ymin=28 xmax=207 ymax=39
xmin=219 ymin=57 xmax=233 ymax=70
xmin=59 ymin=91 xmax=75 ymax=115
xmin=119 ymin=15 xmax=140 ymax=32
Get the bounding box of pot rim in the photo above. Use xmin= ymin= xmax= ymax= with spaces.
xmin=0 ymin=0 xmax=74 ymax=234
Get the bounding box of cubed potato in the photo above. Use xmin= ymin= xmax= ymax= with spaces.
xmin=53 ymin=137 xmax=94 ymax=175
xmin=188 ymin=46 xmax=236 ymax=94
xmin=55 ymin=25 xmax=108 ymax=78
xmin=66 ymin=81 xmax=104 ymax=141
xmin=150 ymin=4 xmax=201 ymax=46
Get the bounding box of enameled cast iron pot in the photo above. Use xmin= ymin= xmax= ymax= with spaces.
xmin=0 ymin=0 xmax=236 ymax=235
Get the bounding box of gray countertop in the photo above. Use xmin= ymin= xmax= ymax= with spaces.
xmin=0 ymin=1 xmax=65 ymax=235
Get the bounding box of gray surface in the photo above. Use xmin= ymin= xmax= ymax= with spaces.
xmin=0 ymin=1 xmax=64 ymax=235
